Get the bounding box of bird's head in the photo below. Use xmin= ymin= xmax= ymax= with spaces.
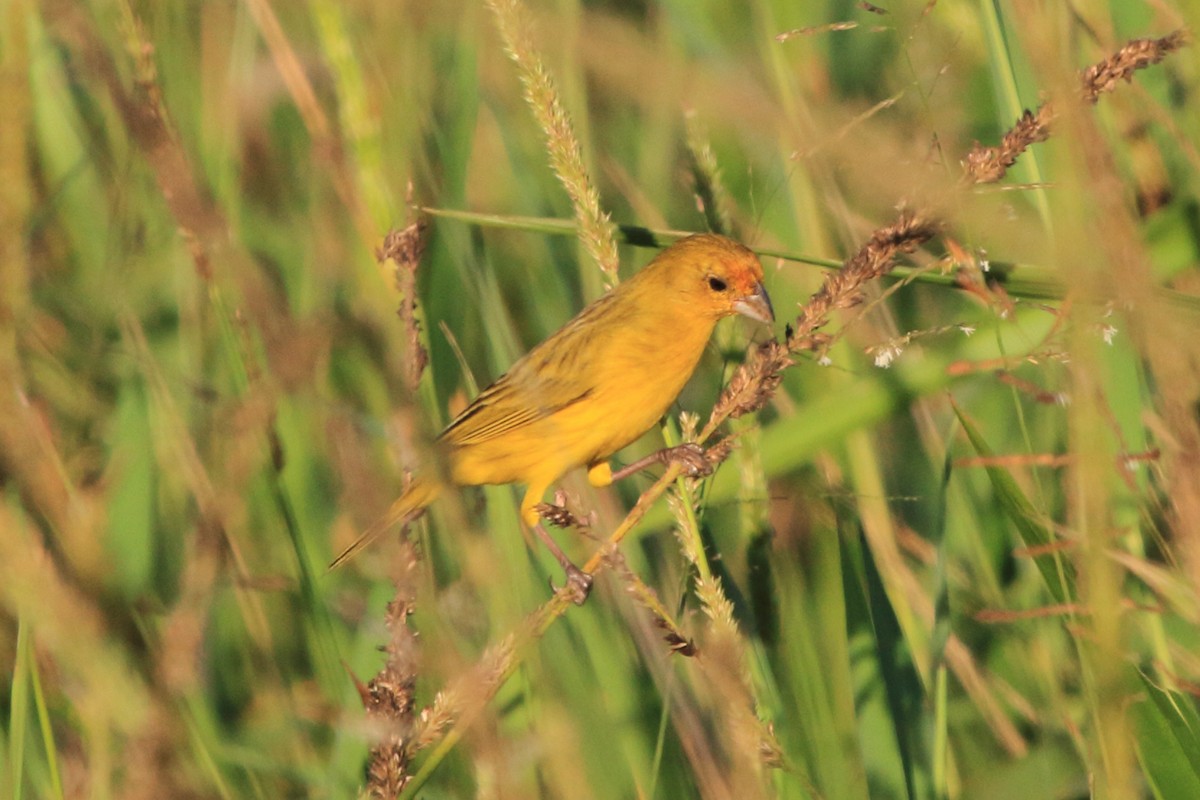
xmin=646 ymin=233 xmax=774 ymax=325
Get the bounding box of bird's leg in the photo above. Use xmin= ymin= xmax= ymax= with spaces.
xmin=532 ymin=523 xmax=593 ymax=605
xmin=523 ymin=489 xmax=593 ymax=604
xmin=602 ymin=443 xmax=714 ymax=485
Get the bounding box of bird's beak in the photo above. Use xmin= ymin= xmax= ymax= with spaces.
xmin=733 ymin=281 xmax=774 ymax=325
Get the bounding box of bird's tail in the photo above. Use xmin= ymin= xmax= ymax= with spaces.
xmin=328 ymin=477 xmax=441 ymax=570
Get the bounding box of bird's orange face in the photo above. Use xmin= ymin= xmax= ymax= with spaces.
xmin=655 ymin=234 xmax=774 ymax=325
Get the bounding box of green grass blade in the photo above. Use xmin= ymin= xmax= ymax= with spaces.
xmin=10 ymin=619 xmax=30 ymax=800
xmin=1133 ymin=672 xmax=1200 ymax=799
xmin=28 ymin=626 xmax=65 ymax=800
xmin=953 ymin=403 xmax=1075 ymax=604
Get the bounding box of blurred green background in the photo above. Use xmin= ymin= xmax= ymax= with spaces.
xmin=3 ymin=1 xmax=1200 ymax=798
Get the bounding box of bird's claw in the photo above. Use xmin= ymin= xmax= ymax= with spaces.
xmin=549 ymin=565 xmax=594 ymax=606
xmin=664 ymin=443 xmax=713 ymax=478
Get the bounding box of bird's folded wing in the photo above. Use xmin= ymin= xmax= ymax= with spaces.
xmin=440 ymin=368 xmax=594 ymax=446
xmin=440 ymin=295 xmax=613 ymax=446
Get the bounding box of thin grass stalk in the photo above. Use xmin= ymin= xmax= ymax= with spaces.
xmin=398 ymin=468 xmax=681 ymax=798
xmin=963 ymin=30 xmax=1190 ymax=185
xmin=484 ymin=0 xmax=619 ymax=281
xmin=685 ymin=112 xmax=735 ymax=238
xmin=309 ymin=0 xmax=395 ymax=228
xmin=360 ymin=549 xmax=423 ymax=799
xmin=360 ymin=221 xmax=432 ymax=798
xmin=242 ymin=0 xmax=379 ymax=250
xmin=662 ymin=418 xmax=778 ymax=781
xmin=691 ymin=567 xmax=779 ymax=792
xmin=418 ymin=207 xmax=1200 ymax=312
xmin=607 ymin=554 xmax=696 ymax=657
xmin=1020 ymin=22 xmax=1181 ymax=799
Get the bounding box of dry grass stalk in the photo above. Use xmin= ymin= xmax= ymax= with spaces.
xmin=485 ymin=0 xmax=619 ymax=280
xmin=607 ymin=547 xmax=697 ymax=656
xmin=775 ymin=21 xmax=860 ymax=42
xmin=619 ymin=485 xmax=779 ymax=782
xmin=964 ymin=31 xmax=1188 ymax=185
xmin=362 ymin=547 xmax=423 ymax=799
xmin=535 ymin=500 xmax=588 ymax=529
xmin=662 ymin=437 xmax=778 ymax=778
xmin=412 ymin=632 xmax=519 ymax=752
xmin=962 ymin=107 xmax=1054 ymax=185
xmin=401 ymin=471 xmax=687 ymax=776
xmin=1079 ymin=30 xmax=1189 ymax=102
xmin=241 ymin=0 xmax=381 ymax=248
xmin=694 ymin=573 xmax=783 ymax=782
xmin=993 ymin=369 xmax=1068 ymax=405
xmin=786 ymin=212 xmax=939 ymax=351
xmin=378 ymin=220 xmax=431 ymax=391
xmin=47 ymin=0 xmax=219 ymax=281
xmin=685 ymin=112 xmax=735 ymax=237
xmin=359 ymin=222 xmax=436 ymax=796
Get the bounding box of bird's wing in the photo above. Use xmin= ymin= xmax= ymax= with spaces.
xmin=440 ymin=371 xmax=592 ymax=446
xmin=440 ymin=301 xmax=613 ymax=447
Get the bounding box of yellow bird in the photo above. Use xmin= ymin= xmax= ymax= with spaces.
xmin=333 ymin=233 xmax=773 ymax=601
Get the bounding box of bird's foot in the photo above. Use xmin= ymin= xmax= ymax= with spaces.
xmin=534 ymin=522 xmax=593 ymax=605
xmin=608 ymin=442 xmax=718 ymax=484
xmin=550 ymin=565 xmax=594 ymax=606
xmin=662 ymin=443 xmax=714 ymax=478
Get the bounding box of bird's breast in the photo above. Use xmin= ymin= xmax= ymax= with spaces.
xmin=575 ymin=316 xmax=714 ymax=456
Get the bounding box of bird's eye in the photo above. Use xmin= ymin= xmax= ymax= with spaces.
xmin=707 ymin=276 xmax=728 ymax=292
